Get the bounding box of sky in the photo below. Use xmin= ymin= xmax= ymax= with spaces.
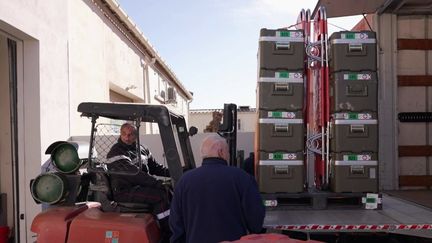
xmin=116 ymin=0 xmax=362 ymax=109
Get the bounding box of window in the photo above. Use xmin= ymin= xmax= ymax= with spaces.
xmin=166 ymin=87 xmax=177 ymax=104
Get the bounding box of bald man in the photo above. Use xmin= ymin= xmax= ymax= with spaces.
xmin=106 ymin=123 xmax=171 ymax=241
xmin=169 ymin=135 xmax=265 ymax=243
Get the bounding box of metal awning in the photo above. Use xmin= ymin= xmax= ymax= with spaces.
xmin=313 ymin=0 xmax=432 ymax=18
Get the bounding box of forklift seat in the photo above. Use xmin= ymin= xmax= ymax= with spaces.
xmin=89 ymin=170 xmax=152 ymax=213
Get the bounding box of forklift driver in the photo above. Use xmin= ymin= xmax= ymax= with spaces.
xmin=106 ymin=122 xmax=171 ymax=239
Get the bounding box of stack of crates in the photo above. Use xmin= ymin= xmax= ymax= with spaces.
xmin=328 ymin=31 xmax=378 ymax=193
xmin=256 ymin=28 xmax=305 ymax=193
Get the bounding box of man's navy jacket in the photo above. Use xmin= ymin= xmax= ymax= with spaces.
xmin=106 ymin=139 xmax=169 ymax=193
xmin=169 ymin=157 xmax=265 ymax=243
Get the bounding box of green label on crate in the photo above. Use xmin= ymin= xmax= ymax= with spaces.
xmin=268 ymin=111 xmax=296 ymax=119
xmin=279 ymin=31 xmax=291 ymax=37
xmin=344 ymin=33 xmax=355 ymax=39
xmin=269 ymin=153 xmax=297 ymax=160
xmin=341 ymin=32 xmax=370 ymax=40
xmin=271 ymin=153 xmax=283 ymax=160
xmin=336 ymin=113 xmax=373 ymax=120
xmin=335 ymin=112 xmax=374 ymax=120
xmin=346 ymin=74 xmax=358 ymax=80
xmin=366 ymin=197 xmax=376 ymax=203
xmin=343 ymin=154 xmax=372 ymax=161
xmin=344 ymin=73 xmax=372 ymax=81
xmin=272 ymin=111 xmax=282 ymax=118
xmin=278 ymin=72 xmax=289 ymax=78
xmin=275 ymin=72 xmax=303 ymax=79
xmin=348 ymin=113 xmax=358 ymax=119
xmin=276 ymin=31 xmax=303 ymax=38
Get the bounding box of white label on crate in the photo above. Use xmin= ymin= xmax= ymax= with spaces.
xmin=259 ymin=118 xmax=303 ymax=124
xmin=334 ymin=160 xmax=378 ymax=166
xmin=358 ymin=113 xmax=373 ymax=120
xmin=343 ymin=154 xmax=372 ymax=161
xmin=343 ymin=73 xmax=372 ymax=81
xmin=341 ymin=32 xmax=369 ymax=39
xmin=334 ymin=113 xmax=373 ymax=120
xmin=259 ymin=160 xmax=303 ymax=166
xmin=268 ymin=111 xmax=296 ymax=119
xmin=258 ymin=71 xmax=304 ymax=83
xmin=264 ymin=200 xmax=278 ymax=207
xmin=269 ymin=153 xmax=297 ymax=160
xmin=275 ymin=71 xmax=303 ymax=79
xmin=364 ymin=193 xmax=379 ymax=210
xmin=259 ymin=36 xmax=304 ymax=42
xmin=276 ymin=30 xmax=304 ymax=38
xmin=370 ymin=168 xmax=376 ymax=179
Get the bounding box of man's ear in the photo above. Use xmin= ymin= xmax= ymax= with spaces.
xmin=217 ymin=148 xmax=223 ymax=158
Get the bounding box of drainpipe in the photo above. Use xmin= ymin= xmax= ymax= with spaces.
xmin=141 ymin=57 xmax=157 ymax=134
xmin=186 ymin=99 xmax=193 ymax=127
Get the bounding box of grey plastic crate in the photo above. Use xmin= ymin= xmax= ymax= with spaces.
xmin=257 ymin=70 xmax=304 ymax=111
xmin=330 ymin=71 xmax=378 ymax=113
xmin=330 ymin=153 xmax=378 ymax=193
xmin=258 ymin=151 xmax=304 ymax=193
xmin=330 ymin=112 xmax=378 ymax=153
xmin=329 ymin=31 xmax=377 ymax=72
xmin=259 ymin=28 xmax=305 ymax=70
xmin=258 ymin=110 xmax=304 ymax=152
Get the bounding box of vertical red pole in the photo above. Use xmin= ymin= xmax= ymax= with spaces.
xmin=303 ymin=10 xmax=311 ymax=190
xmin=322 ymin=14 xmax=329 ymax=127
xmin=321 ymin=10 xmax=330 ymax=186
xmin=313 ymin=7 xmax=329 ymax=189
xmin=313 ymin=10 xmax=323 ymax=188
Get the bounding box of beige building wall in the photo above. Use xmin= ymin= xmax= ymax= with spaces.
xmin=238 ymin=112 xmax=258 ymax=132
xmin=0 ymin=35 xmax=13 ymax=231
xmin=189 ymin=112 xmax=214 ymax=133
xmin=189 ymin=109 xmax=257 ymax=133
xmin=69 ymin=0 xmax=191 ymax=136
xmin=0 ymin=0 xmax=192 ymax=241
xmin=0 ymin=1 xmax=70 ymax=241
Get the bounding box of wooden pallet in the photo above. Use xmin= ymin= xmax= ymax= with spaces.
xmin=261 ymin=192 xmax=382 ymax=210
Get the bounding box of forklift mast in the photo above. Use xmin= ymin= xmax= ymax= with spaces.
xmin=218 ymin=103 xmax=237 ymax=167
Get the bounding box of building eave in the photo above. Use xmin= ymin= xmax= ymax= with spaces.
xmin=100 ymin=0 xmax=193 ymax=101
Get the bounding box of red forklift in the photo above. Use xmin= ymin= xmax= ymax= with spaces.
xmin=30 ymin=102 xmax=197 ymax=243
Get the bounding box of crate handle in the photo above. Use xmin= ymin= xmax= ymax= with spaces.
xmin=350 ymin=165 xmax=365 ymax=175
xmin=347 ymin=84 xmax=368 ymax=96
xmin=274 ymin=166 xmax=289 ymax=174
xmin=348 ymin=43 xmax=363 ymax=52
xmin=274 ymin=83 xmax=290 ymax=92
xmin=274 ymin=124 xmax=289 ymax=132
xmin=276 ymin=42 xmax=291 ymax=50
xmin=350 ymin=124 xmax=365 ymax=133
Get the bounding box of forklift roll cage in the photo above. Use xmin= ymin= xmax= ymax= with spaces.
xmin=77 ymin=102 xmax=196 ymax=184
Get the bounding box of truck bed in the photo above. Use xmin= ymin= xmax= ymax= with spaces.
xmin=264 ymin=193 xmax=432 ymax=238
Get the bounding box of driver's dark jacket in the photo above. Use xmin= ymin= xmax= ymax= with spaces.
xmin=106 ymin=138 xmax=170 ymax=194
